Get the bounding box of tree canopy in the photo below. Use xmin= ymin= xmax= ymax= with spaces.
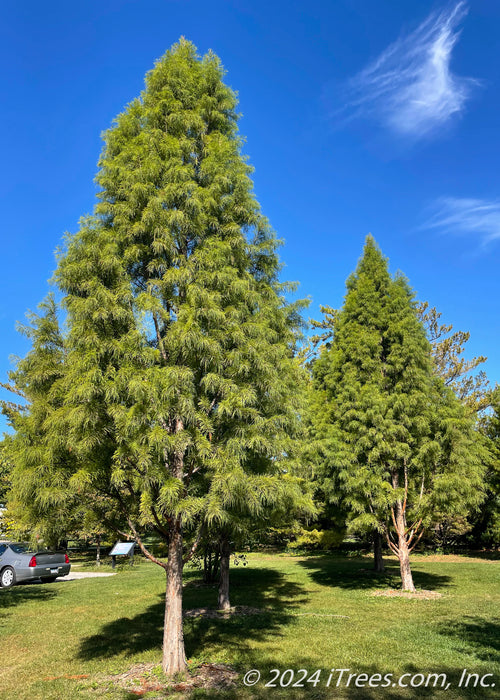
xmin=45 ymin=39 xmax=310 ymax=673
xmin=418 ymin=302 xmax=490 ymax=413
xmin=309 ymin=236 xmax=486 ymax=591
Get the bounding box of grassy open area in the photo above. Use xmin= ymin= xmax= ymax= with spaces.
xmin=1 ymin=551 xmax=499 ymax=699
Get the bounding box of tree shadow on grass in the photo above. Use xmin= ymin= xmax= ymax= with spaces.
xmin=297 ymin=555 xmax=452 ymax=592
xmin=185 ymin=565 xmax=308 ymax=659
xmin=111 ymin=662 xmax=497 ymax=700
xmin=326 ymin=663 xmax=500 ymax=700
xmin=436 ymin=616 xmax=500 ymax=664
xmin=0 ymin=583 xmax=57 ymax=618
xmin=464 ymin=550 xmax=500 ymax=561
xmin=77 ymin=566 xmax=309 ymax=662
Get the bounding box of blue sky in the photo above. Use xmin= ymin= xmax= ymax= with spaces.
xmin=1 ymin=0 xmax=499 ymax=432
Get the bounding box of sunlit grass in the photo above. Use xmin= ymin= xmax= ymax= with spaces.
xmin=1 ymin=552 xmax=499 ymax=699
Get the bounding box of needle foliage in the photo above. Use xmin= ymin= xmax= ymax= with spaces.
xmin=50 ymin=39 xmax=308 ymax=672
xmin=309 ymin=237 xmax=486 ymax=589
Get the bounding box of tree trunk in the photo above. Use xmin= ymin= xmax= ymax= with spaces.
xmin=373 ymin=530 xmax=385 ymax=572
xmin=162 ymin=519 xmax=187 ymax=675
xmin=217 ymin=538 xmax=231 ymax=611
xmin=96 ymin=535 xmax=101 ymax=567
xmin=398 ymin=537 xmax=415 ymax=592
xmin=395 ymin=501 xmax=415 ymax=592
xmin=391 ymin=470 xmax=416 ymax=592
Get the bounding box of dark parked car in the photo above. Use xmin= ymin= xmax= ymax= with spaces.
xmin=0 ymin=542 xmax=70 ymax=588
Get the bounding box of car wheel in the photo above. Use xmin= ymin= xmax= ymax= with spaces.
xmin=40 ymin=576 xmax=57 ymax=583
xmin=0 ymin=566 xmax=16 ymax=589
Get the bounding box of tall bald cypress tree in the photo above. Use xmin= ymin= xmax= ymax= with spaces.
xmin=311 ymin=237 xmax=485 ymax=591
xmin=55 ymin=40 xmax=306 ymax=673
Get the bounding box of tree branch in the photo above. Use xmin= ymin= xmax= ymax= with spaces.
xmin=408 ymin=528 xmax=425 ymax=553
xmin=126 ymin=515 xmax=168 ymax=570
xmin=151 ymin=505 xmax=170 ymax=539
xmin=390 ymin=507 xmax=398 ymax=532
xmin=153 ymin=311 xmax=168 ymax=364
xmin=0 ymin=381 xmax=27 ymax=399
xmin=182 ymin=524 xmax=205 ymax=565
xmin=113 ymin=488 xmax=167 ymax=569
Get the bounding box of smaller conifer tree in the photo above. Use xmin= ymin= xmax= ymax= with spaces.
xmin=311 ymin=237 xmax=486 ymax=591
xmin=0 ymin=296 xmax=80 ymax=548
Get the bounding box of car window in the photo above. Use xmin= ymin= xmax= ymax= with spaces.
xmin=9 ymin=544 xmax=32 ymax=554
xmin=0 ymin=544 xmax=7 ymax=556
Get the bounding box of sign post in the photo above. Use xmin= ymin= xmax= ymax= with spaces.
xmin=109 ymin=542 xmax=136 ymax=568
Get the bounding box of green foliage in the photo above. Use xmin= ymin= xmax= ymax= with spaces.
xmin=418 ymin=302 xmax=490 ymax=413
xmin=475 ymin=385 xmax=500 ymax=545
xmin=0 ymin=296 xmax=81 ymax=547
xmin=0 ymin=296 xmax=124 ymax=548
xmin=286 ymin=527 xmax=345 ymax=552
xmin=0 ymin=438 xmax=12 ymax=507
xmin=51 ymin=39 xmax=311 ymax=559
xmin=308 ymin=237 xmax=487 ymax=570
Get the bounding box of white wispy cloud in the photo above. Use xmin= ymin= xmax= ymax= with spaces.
xmin=424 ymin=197 xmax=500 ymax=244
xmin=340 ymin=2 xmax=478 ymax=138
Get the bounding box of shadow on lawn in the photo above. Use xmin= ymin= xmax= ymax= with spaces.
xmin=298 ymin=555 xmax=452 ymax=592
xmin=326 ymin=663 xmax=500 ymax=700
xmin=437 ymin=616 xmax=500 ymax=664
xmin=141 ymin=662 xmax=499 ymax=700
xmin=0 ymin=583 xmax=57 ymax=617
xmin=465 ymin=550 xmax=500 ymax=561
xmin=77 ymin=565 xmax=309 ymax=662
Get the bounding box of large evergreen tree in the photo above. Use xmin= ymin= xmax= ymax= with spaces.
xmin=310 ymin=237 xmax=486 ymax=591
xmin=54 ymin=40 xmax=307 ymax=673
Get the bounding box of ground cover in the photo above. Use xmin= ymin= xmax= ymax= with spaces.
xmin=0 ymin=552 xmax=498 ymax=699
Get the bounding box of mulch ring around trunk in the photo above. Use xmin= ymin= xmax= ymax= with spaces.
xmin=183 ymin=605 xmax=263 ymax=618
xmin=371 ymin=589 xmax=443 ymax=600
xmin=105 ymin=661 xmax=238 ymax=696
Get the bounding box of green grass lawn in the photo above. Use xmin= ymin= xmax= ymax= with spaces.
xmin=0 ymin=552 xmax=499 ymax=699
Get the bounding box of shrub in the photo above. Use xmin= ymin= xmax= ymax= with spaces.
xmin=287 ymin=528 xmax=345 ymax=552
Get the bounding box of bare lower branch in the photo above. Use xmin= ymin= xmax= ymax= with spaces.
xmin=126 ymin=516 xmax=168 ymax=570
xmin=404 ymin=518 xmax=422 ymax=536
xmin=384 ymin=527 xmax=399 ymax=555
xmin=113 ymin=488 xmax=167 ymax=569
xmin=387 ymin=538 xmax=399 ymax=555
xmin=390 ymin=507 xmax=398 ymax=532
xmin=183 ymin=524 xmax=205 ymax=565
xmin=402 ymin=462 xmax=408 ymax=515
xmin=408 ymin=528 xmax=425 ymax=553
xmin=406 ymin=520 xmax=423 ymax=546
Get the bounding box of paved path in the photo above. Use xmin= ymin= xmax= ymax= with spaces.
xmin=58 ymin=571 xmax=116 ymax=581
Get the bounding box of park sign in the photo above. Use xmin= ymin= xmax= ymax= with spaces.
xmin=109 ymin=542 xmax=135 ymax=569
xmin=109 ymin=542 xmax=135 ymax=556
